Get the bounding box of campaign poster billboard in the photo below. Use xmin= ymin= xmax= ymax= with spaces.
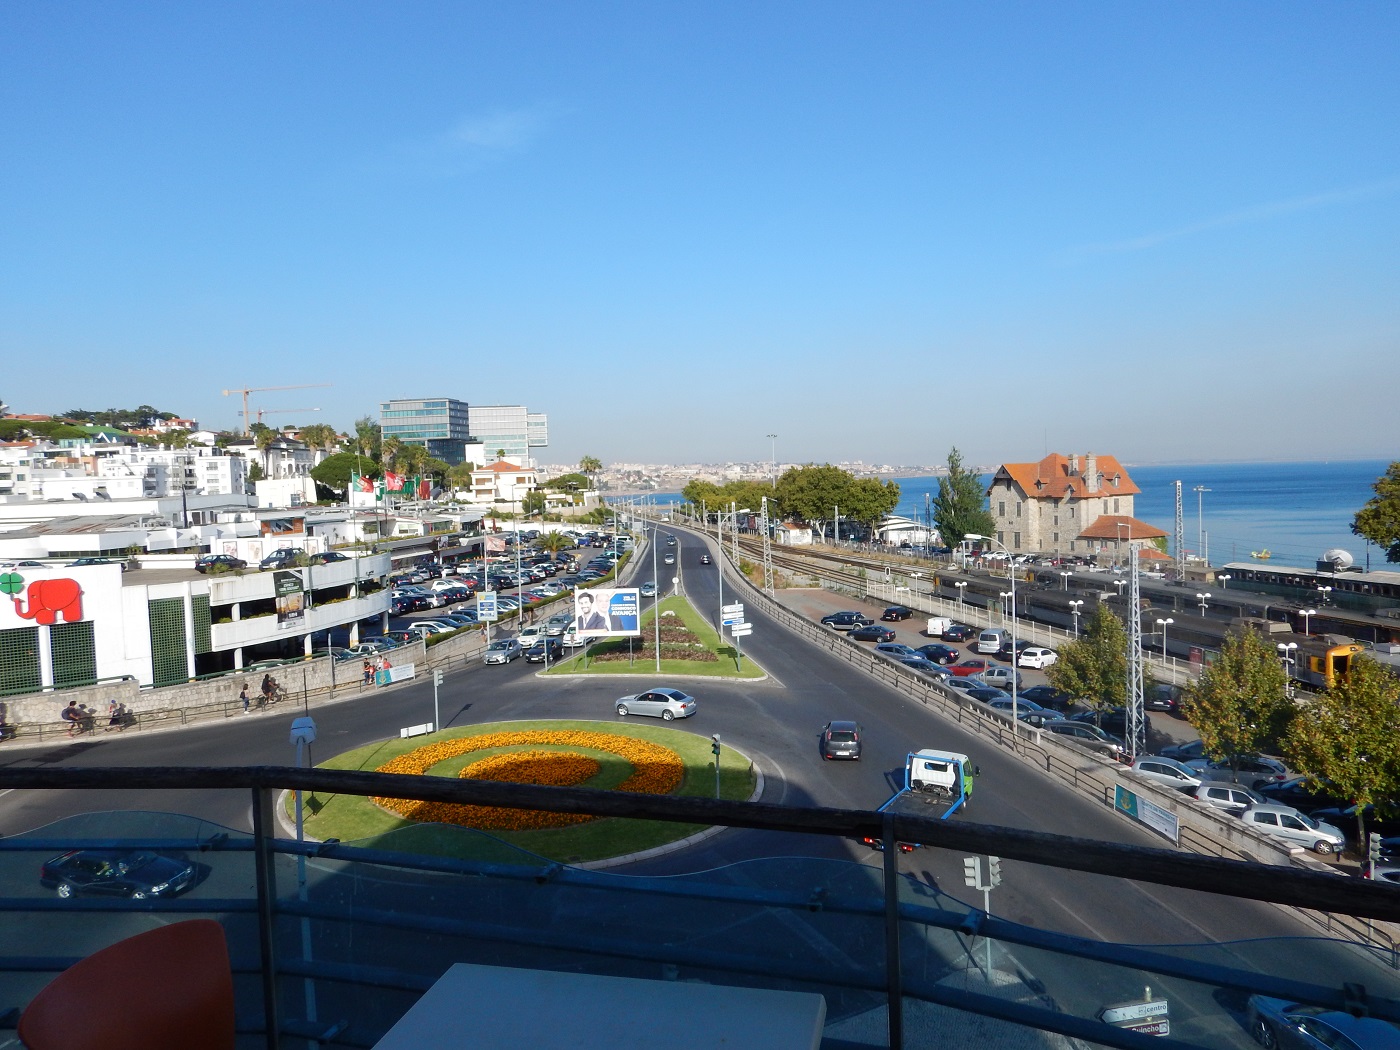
xmin=572 ymin=588 xmax=640 ymax=638
xmin=274 ymin=569 xmax=306 ymax=629
xmin=477 ymin=592 xmax=499 ymax=622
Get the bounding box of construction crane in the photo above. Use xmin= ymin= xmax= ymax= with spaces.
xmin=221 ymin=384 xmax=332 ymax=434
xmin=254 ymin=407 xmax=321 ymax=425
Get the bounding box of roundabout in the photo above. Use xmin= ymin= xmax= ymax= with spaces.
xmin=294 ymin=719 xmax=759 ymax=864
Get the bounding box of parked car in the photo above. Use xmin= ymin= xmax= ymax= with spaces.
xmin=941 ymin=624 xmax=975 ymax=642
xmin=483 ymin=639 xmax=523 ymax=664
xmin=1158 ymin=738 xmax=1209 ymax=764
xmin=1070 ymin=707 xmax=1131 ymax=740
xmin=40 ymin=849 xmax=197 ymax=900
xmin=1042 ymin=720 xmax=1126 ymax=759
xmin=347 ymin=640 xmax=396 ymax=657
xmin=1145 ymin=683 xmax=1184 ymax=715
xmin=948 ymin=659 xmax=991 ymax=677
xmin=1246 ymin=994 xmax=1400 ymax=1050
xmin=849 ymin=623 xmax=896 ymax=643
xmin=406 ymin=620 xmax=458 ymax=636
xmin=1194 ymin=781 xmax=1268 ymax=815
xmin=985 ymin=697 xmax=1057 ymax=726
xmin=1017 ymin=646 xmax=1058 ymax=669
xmin=1307 ymin=804 xmax=1400 ymax=849
xmin=1187 ymin=756 xmax=1290 ymax=791
xmin=259 ymin=548 xmax=305 ymax=569
xmin=966 ymin=686 xmax=1011 ymax=703
xmin=874 ymin=642 xmax=920 ymax=660
xmin=66 ymin=556 xmax=121 ymax=569
xmin=820 ymin=611 xmax=873 ymax=631
xmin=1257 ymin=776 xmax=1348 ymax=815
xmin=1131 ymin=756 xmax=1203 ymax=793
xmin=525 ymin=638 xmax=564 ymax=663
xmin=1019 ymin=685 xmax=1074 ymax=711
xmin=915 ymin=643 xmax=960 ymax=664
xmin=309 ymin=551 xmax=350 ymax=565
xmin=309 ymin=646 xmax=357 ymax=663
xmin=821 ymin=721 xmax=863 ymax=760
xmin=944 ymin=675 xmax=991 ymax=694
xmin=897 ymin=656 xmax=950 ymax=679
xmin=981 ymin=666 xmax=1024 ymax=692
xmin=1240 ymin=804 xmax=1346 ymax=855
xmin=615 ymin=687 xmax=696 ymax=721
xmin=881 ymin=606 xmax=914 ymax=622
xmin=195 ymin=554 xmax=247 ymax=573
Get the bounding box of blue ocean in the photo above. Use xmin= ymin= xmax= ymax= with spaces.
xmin=891 ymin=460 xmax=1393 ymax=571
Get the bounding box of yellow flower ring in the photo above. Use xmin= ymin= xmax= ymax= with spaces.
xmin=372 ymin=730 xmax=685 ymax=831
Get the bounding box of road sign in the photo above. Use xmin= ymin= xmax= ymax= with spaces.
xmin=729 ymin=622 xmax=752 ymax=632
xmin=1121 ymin=1019 xmax=1170 ymax=1037
xmin=1100 ymin=1001 xmax=1169 ymax=1025
xmin=722 ymin=603 xmax=744 ymax=614
xmin=730 ymin=626 xmax=752 ymax=638
xmin=722 ymin=615 xmax=742 ymax=626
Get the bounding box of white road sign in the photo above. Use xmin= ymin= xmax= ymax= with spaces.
xmin=722 ymin=603 xmax=744 ymax=614
xmin=730 ymin=626 xmax=752 ymax=638
xmin=1100 ymin=1001 xmax=1169 ymax=1025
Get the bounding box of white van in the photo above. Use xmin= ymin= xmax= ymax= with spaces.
xmin=925 ymin=617 xmax=952 ymax=638
xmin=976 ymin=628 xmax=1008 ymax=655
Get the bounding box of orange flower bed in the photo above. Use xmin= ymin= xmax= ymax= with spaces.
xmin=373 ymin=730 xmax=685 ymax=832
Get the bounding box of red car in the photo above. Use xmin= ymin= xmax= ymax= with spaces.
xmin=948 ymin=659 xmax=990 ymax=677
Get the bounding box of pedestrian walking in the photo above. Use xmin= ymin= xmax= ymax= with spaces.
xmin=239 ymin=683 xmax=251 ymax=714
xmin=61 ymin=700 xmax=81 ymax=737
xmin=105 ymin=699 xmax=122 ymax=731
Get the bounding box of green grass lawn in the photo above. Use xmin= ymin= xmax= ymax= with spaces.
xmin=290 ymin=719 xmax=757 ymax=864
xmin=544 ymin=593 xmax=766 ymax=679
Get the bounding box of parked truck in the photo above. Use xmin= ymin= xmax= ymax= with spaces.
xmin=861 ymin=749 xmax=979 ymax=852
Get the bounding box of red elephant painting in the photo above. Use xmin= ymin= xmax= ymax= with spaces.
xmin=12 ymin=578 xmax=84 ymax=625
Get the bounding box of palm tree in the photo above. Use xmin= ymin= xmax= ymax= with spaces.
xmin=381 ymin=436 xmax=403 ymax=472
xmin=537 ymin=531 xmax=571 ymax=556
xmin=579 ymin=455 xmax=602 ymax=491
xmin=254 ymin=427 xmax=278 ymax=478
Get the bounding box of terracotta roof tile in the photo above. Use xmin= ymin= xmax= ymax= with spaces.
xmin=1076 ymin=514 xmax=1167 ymax=540
xmin=993 ymin=452 xmax=1140 ymax=499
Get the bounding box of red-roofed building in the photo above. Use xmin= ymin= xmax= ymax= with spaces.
xmin=468 ymin=460 xmax=538 ymax=505
xmin=987 ymin=452 xmax=1162 ymax=559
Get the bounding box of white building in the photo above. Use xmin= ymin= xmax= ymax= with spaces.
xmin=469 ymin=460 xmax=538 ymax=506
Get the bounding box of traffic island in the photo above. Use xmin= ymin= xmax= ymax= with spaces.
xmin=288 ymin=719 xmax=757 ymax=864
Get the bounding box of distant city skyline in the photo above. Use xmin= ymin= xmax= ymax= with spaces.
xmin=4 ymin=4 xmax=1397 ymax=465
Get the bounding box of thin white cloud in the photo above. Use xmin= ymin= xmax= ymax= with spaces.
xmin=380 ymin=108 xmax=547 ymax=179
xmin=1068 ymin=176 xmax=1400 ymax=258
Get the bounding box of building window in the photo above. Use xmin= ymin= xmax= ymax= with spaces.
xmin=998 ymin=501 xmax=1005 ymax=517
xmin=1053 ymin=532 xmax=1060 ymax=544
xmin=1069 ymin=507 xmax=1075 ymax=519
xmin=1013 ymin=532 xmax=1021 ymax=549
xmin=1053 ymin=514 xmax=1059 ymax=526
xmin=1114 ymin=498 xmax=1120 ymax=513
xmin=1016 ymin=502 xmax=1022 ymax=517
xmin=997 ymin=531 xmax=1004 ymax=546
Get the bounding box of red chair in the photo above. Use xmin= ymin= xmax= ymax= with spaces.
xmin=19 ymin=918 xmax=236 ymax=1050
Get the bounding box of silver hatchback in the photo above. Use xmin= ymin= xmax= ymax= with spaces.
xmin=615 ymin=687 xmax=697 ymax=721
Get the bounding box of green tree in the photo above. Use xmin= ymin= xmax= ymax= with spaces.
xmin=397 ymin=442 xmax=429 ymax=477
xmin=537 ymin=531 xmax=572 ymax=556
xmin=1181 ymin=630 xmax=1293 ymax=780
xmin=1353 ymin=462 xmax=1400 ymax=563
xmin=544 ymin=472 xmax=590 ymax=492
xmin=381 ymin=436 xmax=403 ymax=471
xmin=775 ymin=465 xmax=851 ymax=536
xmin=1047 ymin=603 xmax=1128 ymax=715
xmin=579 ymin=455 xmax=602 ymax=486
xmin=353 ymin=416 xmax=381 ymax=461
xmin=447 ymin=462 xmax=476 ymax=491
xmin=933 ymin=446 xmax=994 ymax=547
xmin=522 ymin=489 xmax=546 ymax=517
xmin=682 ymin=479 xmax=723 ymax=514
xmin=311 ymin=452 xmax=360 ymax=494
xmin=1283 ymin=655 xmax=1400 ymax=847
xmin=845 ymin=477 xmax=901 ymax=527
xmin=247 ymin=462 xmax=266 ymax=483
xmin=299 ymin=423 xmax=339 ymax=453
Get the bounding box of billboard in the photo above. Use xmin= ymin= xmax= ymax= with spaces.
xmin=274 ymin=570 xmax=307 ymax=629
xmin=572 ymin=587 xmax=640 ymax=638
xmin=477 ymin=591 xmax=499 ymax=622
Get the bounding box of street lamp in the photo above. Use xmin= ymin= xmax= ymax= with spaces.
xmin=1114 ymin=579 xmax=1127 ymax=599
xmin=1069 ymin=600 xmax=1083 ymax=637
xmin=1155 ymin=617 xmax=1174 ymax=664
xmin=1317 ymin=585 xmax=1333 ymax=605
xmin=1300 ymin=607 xmax=1317 ymax=636
xmin=966 ymin=533 xmax=1017 ymax=725
xmin=1277 ymin=641 xmax=1298 ymax=698
xmin=999 ymin=591 xmax=1012 ymax=626
xmin=1059 ymin=570 xmax=1072 ymax=591
xmin=1193 ymin=485 xmax=1211 ymax=565
xmin=767 ymin=433 xmax=777 ymax=488
xmin=1196 ymin=591 xmax=1212 ymax=616
xmin=1218 ymin=573 xmax=1232 ymax=590
xmin=954 ymin=581 xmax=967 ymax=610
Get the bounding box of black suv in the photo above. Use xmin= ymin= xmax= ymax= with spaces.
xmin=259 ymin=548 xmax=305 ymax=570
xmin=820 ymin=611 xmax=874 ymax=631
xmin=881 ymin=606 xmax=913 ymax=621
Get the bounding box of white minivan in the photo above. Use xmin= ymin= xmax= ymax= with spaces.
xmin=976 ymin=628 xmax=1008 ymax=655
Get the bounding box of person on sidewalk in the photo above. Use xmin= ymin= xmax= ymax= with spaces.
xmin=239 ymin=683 xmax=251 ymax=714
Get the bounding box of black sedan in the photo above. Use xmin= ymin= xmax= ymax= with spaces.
xmin=941 ymin=624 xmax=975 ymax=642
xmin=881 ymin=606 xmax=914 ymax=621
xmin=195 ymin=554 xmax=247 ymax=573
xmin=40 ymin=849 xmax=197 ymax=900
xmin=1246 ymin=995 xmax=1400 ymax=1050
xmin=849 ymin=624 xmax=897 ymax=643
xmin=525 ymin=639 xmax=565 ymax=663
xmin=915 ymin=643 xmax=960 ymax=664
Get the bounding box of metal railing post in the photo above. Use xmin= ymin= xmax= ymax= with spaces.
xmin=882 ymin=811 xmax=904 ymax=1050
xmin=251 ymin=784 xmax=283 ymax=1049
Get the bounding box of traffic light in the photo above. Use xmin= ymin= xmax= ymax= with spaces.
xmin=988 ymin=856 xmax=1002 ymax=886
xmin=433 ymin=670 xmax=444 ymax=687
xmin=1370 ymin=832 xmax=1383 ymax=865
xmin=962 ymin=856 xmax=980 ymax=888
xmin=711 ymin=734 xmax=722 ymax=757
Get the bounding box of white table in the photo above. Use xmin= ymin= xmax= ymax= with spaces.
xmin=373 ymin=962 xmax=827 ymax=1050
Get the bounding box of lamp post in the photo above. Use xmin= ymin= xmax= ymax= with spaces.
xmin=767 ymin=433 xmax=777 ymax=488
xmin=954 ymin=581 xmax=967 ymax=611
xmin=1193 ymin=485 xmax=1211 ymax=565
xmin=966 ymin=533 xmax=1017 ymax=727
xmin=1277 ymin=641 xmax=1298 ymax=698
xmin=1218 ymin=573 xmax=1232 ymax=590
xmin=1114 ymin=579 xmax=1127 ymax=600
xmin=651 ymin=525 xmax=661 ymax=672
xmin=1196 ymin=591 xmax=1212 ymax=617
xmin=1069 ymin=600 xmax=1083 ymax=637
xmin=1300 ymin=607 xmax=1317 ymax=636
xmin=1317 ymin=585 xmax=1333 ymax=606
xmin=999 ymin=591 xmax=1012 ymax=626
xmin=1059 ymin=570 xmax=1072 ymax=591
xmin=1155 ymin=617 xmax=1174 ymax=666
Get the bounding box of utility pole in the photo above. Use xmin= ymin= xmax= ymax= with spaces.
xmin=1173 ymin=480 xmax=1185 ymax=583
xmin=1126 ymin=546 xmax=1146 ymax=760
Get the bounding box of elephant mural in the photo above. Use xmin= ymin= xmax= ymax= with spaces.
xmin=11 ymin=578 xmax=84 ymax=626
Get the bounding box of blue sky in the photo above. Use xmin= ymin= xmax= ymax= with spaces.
xmin=3 ymin=2 xmax=1397 ymax=468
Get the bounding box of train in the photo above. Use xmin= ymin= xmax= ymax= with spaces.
xmin=1218 ymin=560 xmax=1400 ymax=620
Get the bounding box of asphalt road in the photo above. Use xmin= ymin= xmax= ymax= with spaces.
xmin=3 ymin=527 xmax=1397 ymax=1045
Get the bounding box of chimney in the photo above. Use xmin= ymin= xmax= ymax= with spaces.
xmin=1086 ymin=453 xmax=1099 ymax=493
xmin=1068 ymin=454 xmax=1079 ymax=476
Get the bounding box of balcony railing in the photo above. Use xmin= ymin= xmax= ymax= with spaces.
xmin=2 ymin=766 xmax=1399 ymax=1050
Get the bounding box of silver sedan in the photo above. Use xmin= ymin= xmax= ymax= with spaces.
xmin=615 ymin=687 xmax=697 ymax=721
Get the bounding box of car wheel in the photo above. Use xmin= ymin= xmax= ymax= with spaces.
xmin=616 ymin=704 xmax=628 ymax=716
xmin=1314 ymin=840 xmax=1335 ymax=856
xmin=56 ymin=882 xmax=75 ymax=899
xmin=1251 ymin=1018 xmax=1277 ymax=1050
xmin=662 ymin=710 xmax=674 ymax=721
xmin=131 ymin=890 xmax=148 ymax=900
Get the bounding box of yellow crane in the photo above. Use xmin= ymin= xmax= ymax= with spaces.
xmin=221 ymin=384 xmax=332 ymax=434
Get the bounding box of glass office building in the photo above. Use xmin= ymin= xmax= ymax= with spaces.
xmin=379 ymin=398 xmax=472 ymax=463
xmin=467 ymin=405 xmax=548 ymax=467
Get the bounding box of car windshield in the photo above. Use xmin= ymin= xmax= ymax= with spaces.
xmin=1297 ymin=812 xmax=1321 ymax=829
xmin=827 ymin=731 xmax=856 ymax=742
xmin=488 ymin=642 xmax=512 ymax=651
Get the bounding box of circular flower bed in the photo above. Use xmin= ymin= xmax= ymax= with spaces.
xmin=372 ymin=730 xmax=684 ymax=831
